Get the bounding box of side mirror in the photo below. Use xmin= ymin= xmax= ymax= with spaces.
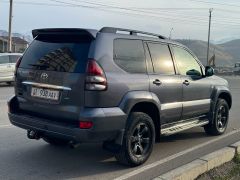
xmin=186 ymin=69 xmax=201 ymax=76
xmin=205 ymin=66 xmax=214 ymax=77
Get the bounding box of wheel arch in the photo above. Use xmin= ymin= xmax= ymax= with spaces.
xmin=119 ymin=91 xmax=161 ymax=142
xmin=209 ymin=86 xmax=232 ymax=124
xmin=218 ymin=92 xmax=232 ymax=109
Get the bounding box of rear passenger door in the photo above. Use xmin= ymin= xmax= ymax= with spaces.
xmin=146 ymin=42 xmax=183 ymax=124
xmin=9 ymin=55 xmax=20 ymax=72
xmin=0 ymin=55 xmax=11 ymax=78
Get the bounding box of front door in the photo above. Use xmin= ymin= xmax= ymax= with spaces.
xmin=171 ymin=45 xmax=212 ymax=120
xmin=146 ymin=42 xmax=183 ymax=124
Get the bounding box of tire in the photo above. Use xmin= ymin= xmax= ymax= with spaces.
xmin=115 ymin=112 xmax=155 ymax=166
xmin=42 ymin=136 xmax=69 ymax=146
xmin=204 ymin=98 xmax=229 ymax=136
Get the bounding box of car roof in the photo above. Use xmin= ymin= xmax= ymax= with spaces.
xmin=97 ymin=27 xmax=186 ymax=47
xmin=0 ymin=53 xmax=22 ymax=56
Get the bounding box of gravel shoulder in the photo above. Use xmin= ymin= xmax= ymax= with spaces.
xmin=197 ymin=154 xmax=240 ymax=180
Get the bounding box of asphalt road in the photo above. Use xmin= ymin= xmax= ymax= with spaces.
xmin=0 ymin=76 xmax=240 ymax=180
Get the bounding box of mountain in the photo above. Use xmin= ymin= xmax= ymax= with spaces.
xmin=213 ymin=36 xmax=240 ymax=44
xmin=219 ymin=39 xmax=240 ymax=64
xmin=176 ymin=39 xmax=238 ymax=67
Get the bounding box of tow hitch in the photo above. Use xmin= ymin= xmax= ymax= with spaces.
xmin=27 ymin=130 xmax=41 ymax=140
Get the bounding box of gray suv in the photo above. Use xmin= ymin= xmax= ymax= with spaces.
xmin=8 ymin=27 xmax=232 ymax=166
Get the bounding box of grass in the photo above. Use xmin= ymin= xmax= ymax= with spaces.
xmin=212 ymin=154 xmax=240 ymax=180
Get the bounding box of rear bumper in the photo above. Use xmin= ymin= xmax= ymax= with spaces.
xmin=8 ymin=96 xmax=127 ymax=143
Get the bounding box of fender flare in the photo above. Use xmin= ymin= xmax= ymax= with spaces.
xmin=119 ymin=91 xmax=161 ymax=116
xmin=209 ymin=85 xmax=232 ymax=123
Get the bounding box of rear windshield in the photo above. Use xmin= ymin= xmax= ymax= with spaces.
xmin=20 ymin=34 xmax=92 ymax=73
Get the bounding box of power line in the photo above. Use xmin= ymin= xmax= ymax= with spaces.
xmin=2 ymin=0 xmax=240 ymax=28
xmin=187 ymin=0 xmax=240 ymax=8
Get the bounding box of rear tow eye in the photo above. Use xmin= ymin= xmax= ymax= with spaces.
xmin=27 ymin=130 xmax=41 ymax=140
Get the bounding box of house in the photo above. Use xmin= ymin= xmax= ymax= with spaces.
xmin=0 ymin=36 xmax=29 ymax=53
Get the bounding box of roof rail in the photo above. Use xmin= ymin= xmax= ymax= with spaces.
xmin=100 ymin=27 xmax=166 ymax=39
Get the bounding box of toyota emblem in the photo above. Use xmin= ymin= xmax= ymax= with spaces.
xmin=40 ymin=73 xmax=48 ymax=80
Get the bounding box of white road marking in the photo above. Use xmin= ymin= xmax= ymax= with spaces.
xmin=114 ymin=129 xmax=240 ymax=180
xmin=0 ymin=124 xmax=12 ymax=128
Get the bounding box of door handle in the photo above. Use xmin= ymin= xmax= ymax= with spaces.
xmin=153 ymin=79 xmax=162 ymax=86
xmin=183 ymin=80 xmax=190 ymax=86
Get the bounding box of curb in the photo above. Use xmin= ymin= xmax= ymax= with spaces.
xmin=154 ymin=141 xmax=240 ymax=180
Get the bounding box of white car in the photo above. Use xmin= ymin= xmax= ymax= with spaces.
xmin=0 ymin=53 xmax=22 ymax=84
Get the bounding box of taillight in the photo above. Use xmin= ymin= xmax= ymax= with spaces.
xmin=79 ymin=121 xmax=93 ymax=129
xmin=85 ymin=59 xmax=107 ymax=91
xmin=14 ymin=56 xmax=22 ymax=75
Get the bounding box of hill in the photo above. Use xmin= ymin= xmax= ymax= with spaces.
xmin=219 ymin=39 xmax=240 ymax=64
xmin=176 ymin=39 xmax=235 ymax=67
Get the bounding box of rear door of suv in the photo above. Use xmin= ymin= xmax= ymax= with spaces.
xmin=0 ymin=55 xmax=11 ymax=80
xmin=15 ymin=29 xmax=95 ymax=123
xmin=9 ymin=54 xmax=21 ymax=72
xmin=146 ymin=42 xmax=183 ymax=124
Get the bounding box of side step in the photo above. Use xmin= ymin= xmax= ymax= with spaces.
xmin=161 ymin=119 xmax=209 ymax=136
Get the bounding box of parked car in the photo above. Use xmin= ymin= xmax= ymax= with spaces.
xmin=0 ymin=53 xmax=22 ymax=85
xmin=8 ymin=27 xmax=232 ymax=166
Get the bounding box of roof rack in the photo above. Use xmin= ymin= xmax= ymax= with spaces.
xmin=100 ymin=27 xmax=166 ymax=39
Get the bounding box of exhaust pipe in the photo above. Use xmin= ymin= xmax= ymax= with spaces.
xmin=69 ymin=141 xmax=81 ymax=149
xmin=27 ymin=130 xmax=40 ymax=140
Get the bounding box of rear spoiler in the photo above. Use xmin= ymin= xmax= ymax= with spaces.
xmin=32 ymin=28 xmax=98 ymax=39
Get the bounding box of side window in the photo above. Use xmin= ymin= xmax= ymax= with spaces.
xmin=9 ymin=55 xmax=21 ymax=63
xmin=114 ymin=39 xmax=146 ymax=73
xmin=147 ymin=43 xmax=175 ymax=75
xmin=172 ymin=46 xmax=202 ymax=76
xmin=0 ymin=56 xmax=10 ymax=64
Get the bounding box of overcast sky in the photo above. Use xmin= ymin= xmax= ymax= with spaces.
xmin=1 ymin=0 xmax=240 ymax=42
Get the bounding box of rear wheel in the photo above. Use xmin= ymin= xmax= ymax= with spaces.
xmin=115 ymin=112 xmax=155 ymax=166
xmin=204 ymin=98 xmax=229 ymax=135
xmin=42 ymin=136 xmax=69 ymax=146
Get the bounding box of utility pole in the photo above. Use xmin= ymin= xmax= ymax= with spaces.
xmin=206 ymin=8 xmax=213 ymax=66
xmin=8 ymin=0 xmax=13 ymax=53
xmin=169 ymin=28 xmax=174 ymax=39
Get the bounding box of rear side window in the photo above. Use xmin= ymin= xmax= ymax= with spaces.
xmin=114 ymin=39 xmax=146 ymax=73
xmin=147 ymin=43 xmax=175 ymax=75
xmin=9 ymin=55 xmax=21 ymax=63
xmin=0 ymin=56 xmax=9 ymax=64
xmin=19 ymin=34 xmax=92 ymax=73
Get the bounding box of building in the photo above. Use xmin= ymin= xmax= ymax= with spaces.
xmin=0 ymin=36 xmax=29 ymax=53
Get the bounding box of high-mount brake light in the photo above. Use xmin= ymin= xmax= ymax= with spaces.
xmin=85 ymin=59 xmax=107 ymax=91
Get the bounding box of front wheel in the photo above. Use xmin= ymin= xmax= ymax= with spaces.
xmin=115 ymin=112 xmax=155 ymax=166
xmin=204 ymin=98 xmax=229 ymax=135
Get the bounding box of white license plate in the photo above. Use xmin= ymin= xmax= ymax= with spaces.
xmin=31 ymin=87 xmax=59 ymax=101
